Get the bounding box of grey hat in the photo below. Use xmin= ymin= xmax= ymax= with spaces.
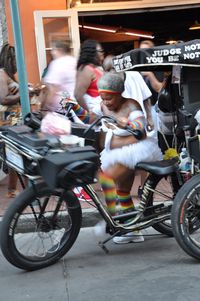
xmin=98 ymin=73 xmax=124 ymax=94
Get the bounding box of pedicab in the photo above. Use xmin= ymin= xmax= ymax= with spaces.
xmin=112 ymin=39 xmax=200 ymax=260
xmin=1 ymin=40 xmax=200 ymax=270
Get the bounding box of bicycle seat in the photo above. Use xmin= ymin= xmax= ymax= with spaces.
xmin=136 ymin=158 xmax=179 ymax=176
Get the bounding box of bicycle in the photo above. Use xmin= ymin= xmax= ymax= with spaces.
xmin=0 ymin=114 xmax=183 ymax=271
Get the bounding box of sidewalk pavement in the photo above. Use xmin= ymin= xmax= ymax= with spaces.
xmin=0 ymin=175 xmax=142 ymax=227
xmin=0 ymin=226 xmax=200 ymax=301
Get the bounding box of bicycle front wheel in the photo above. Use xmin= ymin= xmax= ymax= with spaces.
xmin=171 ymin=174 xmax=200 ymax=260
xmin=0 ymin=182 xmax=82 ymax=270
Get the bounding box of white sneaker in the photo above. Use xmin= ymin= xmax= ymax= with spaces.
xmin=113 ymin=231 xmax=144 ymax=244
xmin=93 ymin=220 xmax=107 ymax=236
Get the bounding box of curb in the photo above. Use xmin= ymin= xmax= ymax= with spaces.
xmin=0 ymin=208 xmax=102 ymax=233
xmin=82 ymin=208 xmax=101 ymax=228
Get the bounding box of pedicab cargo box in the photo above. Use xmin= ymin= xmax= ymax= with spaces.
xmin=1 ymin=125 xmax=99 ymax=189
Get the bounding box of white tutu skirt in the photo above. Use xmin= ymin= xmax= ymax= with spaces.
xmin=100 ymin=137 xmax=163 ymax=171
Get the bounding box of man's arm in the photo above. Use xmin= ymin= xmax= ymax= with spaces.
xmin=142 ymin=72 xmax=163 ymax=93
xmin=0 ymin=72 xmax=20 ymax=105
xmin=144 ymin=98 xmax=154 ymax=131
xmin=1 ymin=93 xmax=20 ymax=106
xmin=40 ymin=83 xmax=59 ymax=109
xmin=0 ymin=71 xmax=8 ymax=102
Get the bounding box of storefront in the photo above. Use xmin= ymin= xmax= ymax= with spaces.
xmin=5 ymin=0 xmax=200 ymax=83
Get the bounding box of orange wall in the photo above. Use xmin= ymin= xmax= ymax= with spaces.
xmin=5 ymin=0 xmax=67 ymax=83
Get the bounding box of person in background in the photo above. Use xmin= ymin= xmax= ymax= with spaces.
xmin=0 ymin=43 xmax=21 ymax=198
xmin=41 ymin=58 xmax=52 ymax=80
xmin=139 ymin=39 xmax=163 ymax=127
xmin=156 ymin=71 xmax=184 ymax=154
xmin=41 ymin=39 xmax=77 ymax=114
xmin=74 ymin=39 xmax=104 ymax=111
xmin=138 ymin=40 xmax=164 ymax=196
xmin=94 ymin=73 xmax=162 ymax=244
xmin=139 ymin=40 xmax=183 ymax=154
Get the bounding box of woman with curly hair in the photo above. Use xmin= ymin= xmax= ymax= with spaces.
xmin=0 ymin=43 xmax=20 ymax=107
xmin=0 ymin=43 xmax=21 ymax=197
xmin=74 ymin=39 xmax=104 ymax=111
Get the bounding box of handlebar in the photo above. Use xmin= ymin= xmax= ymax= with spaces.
xmin=23 ymin=113 xmax=144 ymax=140
xmin=83 ymin=115 xmax=144 ymax=140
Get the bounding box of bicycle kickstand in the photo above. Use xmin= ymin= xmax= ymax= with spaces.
xmin=98 ymin=230 xmax=121 ymax=254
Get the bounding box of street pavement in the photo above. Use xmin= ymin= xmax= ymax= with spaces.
xmin=0 ymin=226 xmax=200 ymax=301
xmin=1 ymin=175 xmax=200 ymax=300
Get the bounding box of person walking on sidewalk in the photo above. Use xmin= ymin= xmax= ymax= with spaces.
xmin=41 ymin=39 xmax=77 ymax=114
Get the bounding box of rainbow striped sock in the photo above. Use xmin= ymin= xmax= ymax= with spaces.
xmin=73 ymin=104 xmax=90 ymax=124
xmin=117 ymin=190 xmax=135 ymax=212
xmin=98 ymin=171 xmax=117 ymax=216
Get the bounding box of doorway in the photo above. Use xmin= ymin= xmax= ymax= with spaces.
xmin=34 ymin=3 xmax=200 ymax=76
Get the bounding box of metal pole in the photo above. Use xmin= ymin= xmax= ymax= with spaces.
xmin=9 ymin=0 xmax=30 ymax=118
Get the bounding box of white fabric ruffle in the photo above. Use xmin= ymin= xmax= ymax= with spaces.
xmin=100 ymin=137 xmax=162 ymax=171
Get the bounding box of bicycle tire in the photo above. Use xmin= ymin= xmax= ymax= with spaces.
xmin=145 ymin=173 xmax=180 ymax=237
xmin=171 ymin=174 xmax=200 ymax=260
xmin=0 ymin=182 xmax=82 ymax=270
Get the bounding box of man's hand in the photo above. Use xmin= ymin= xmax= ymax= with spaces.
xmin=146 ymin=117 xmax=154 ymax=131
xmin=28 ymin=83 xmax=46 ymax=97
xmin=9 ymin=85 xmax=19 ymax=95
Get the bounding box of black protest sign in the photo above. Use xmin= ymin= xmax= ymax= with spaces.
xmin=113 ymin=39 xmax=200 ymax=72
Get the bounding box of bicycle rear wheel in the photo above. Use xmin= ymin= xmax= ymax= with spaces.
xmin=146 ymin=173 xmax=180 ymax=237
xmin=171 ymin=174 xmax=200 ymax=260
xmin=0 ymin=182 xmax=82 ymax=270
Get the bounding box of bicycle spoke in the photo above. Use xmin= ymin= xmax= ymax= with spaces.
xmin=13 ymin=194 xmax=71 ymax=259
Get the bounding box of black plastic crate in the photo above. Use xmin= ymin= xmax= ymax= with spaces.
xmin=188 ymin=135 xmax=200 ymax=163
